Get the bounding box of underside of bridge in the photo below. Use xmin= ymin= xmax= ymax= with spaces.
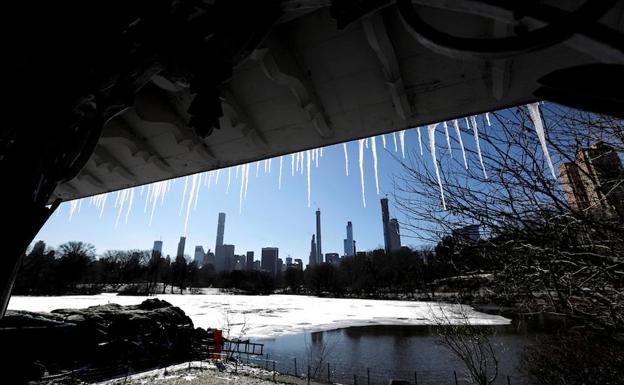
xmin=1 ymin=0 xmax=623 ymax=316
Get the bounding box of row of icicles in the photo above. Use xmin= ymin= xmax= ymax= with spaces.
xmin=67 ymin=103 xmax=554 ymax=235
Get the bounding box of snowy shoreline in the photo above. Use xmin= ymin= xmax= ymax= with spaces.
xmin=8 ymin=290 xmax=510 ymax=338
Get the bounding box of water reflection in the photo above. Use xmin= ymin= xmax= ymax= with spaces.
xmin=256 ymin=314 xmax=565 ymax=385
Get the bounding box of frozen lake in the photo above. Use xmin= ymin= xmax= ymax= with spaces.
xmin=8 ymin=290 xmax=509 ymax=338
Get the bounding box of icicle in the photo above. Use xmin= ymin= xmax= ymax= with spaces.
xmin=206 ymin=171 xmax=213 ymax=190
xmin=416 ymin=127 xmax=423 ymax=156
xmin=256 ymin=162 xmax=260 ymax=177
xmin=399 ymin=130 xmax=406 ymax=158
xmin=69 ymin=200 xmax=80 ymax=221
xmin=226 ymin=168 xmax=232 ymax=194
xmin=453 ymin=119 xmax=468 ymax=169
xmin=244 ymin=162 xmax=250 ymax=200
xmin=143 ymin=185 xmax=152 ymax=213
xmin=125 ymin=189 xmax=134 ymax=224
xmin=470 ymin=115 xmax=488 ymax=179
xmin=315 ymin=148 xmax=319 ymax=168
xmin=278 ymin=156 xmax=283 ymax=190
xmin=268 ymin=158 xmax=272 ymax=173
xmin=358 ymin=139 xmax=366 ymax=207
xmin=140 ymin=185 xmax=145 ymax=197
xmin=193 ymin=174 xmax=202 ymax=210
xmin=114 ymin=190 xmax=126 ymax=228
xmin=381 ymin=134 xmax=387 ymax=149
xmin=239 ymin=163 xmax=246 ymax=214
xmin=183 ymin=175 xmax=198 ymax=234
xmin=428 ymin=124 xmax=446 ymax=210
xmin=320 ymin=148 xmax=323 ymax=157
xmin=365 ymin=137 xmax=369 ymax=149
xmin=215 ymin=169 xmax=220 ymax=185
xmin=236 ymin=165 xmax=240 ymax=179
xmin=443 ymin=121 xmax=452 ymax=157
xmin=485 ymin=112 xmax=491 ymax=127
xmin=306 ymin=150 xmax=311 ymax=207
xmin=291 ymin=153 xmax=296 ymax=176
xmin=527 ymin=102 xmax=556 ymax=179
xmin=264 ymin=159 xmax=268 ymax=173
xmin=392 ymin=132 xmax=399 ymax=152
xmin=300 ymin=152 xmax=304 ymax=175
xmin=371 ymin=136 xmax=380 ymax=195
xmin=343 ymin=142 xmax=349 ymax=176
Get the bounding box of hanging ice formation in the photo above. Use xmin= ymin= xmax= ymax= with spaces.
xmin=358 ymin=139 xmax=366 ymax=207
xmin=453 ymin=119 xmax=468 ymax=169
xmin=527 ymin=102 xmax=556 ymax=179
xmin=381 ymin=134 xmax=387 ymax=149
xmin=470 ymin=115 xmax=488 ymax=179
xmin=306 ymin=150 xmax=311 ymax=207
xmin=90 ymin=193 xmax=108 ymax=218
xmin=226 ymin=168 xmax=232 ymax=194
xmin=392 ymin=132 xmax=398 ymax=153
xmin=315 ymin=148 xmax=319 ymax=168
xmin=244 ymin=163 xmax=250 ymax=200
xmin=291 ymin=153 xmax=296 ymax=176
xmin=443 ymin=121 xmax=452 ymax=157
xmin=399 ymin=130 xmax=406 ymax=158
xmin=343 ymin=142 xmax=349 ymax=176
xmin=183 ymin=176 xmax=198 ymax=234
xmin=428 ymin=124 xmax=446 ymax=210
xmin=485 ymin=112 xmax=492 ymax=126
xmin=268 ymin=158 xmax=272 ymax=173
xmin=215 ymin=169 xmax=220 ymax=185
xmin=239 ymin=163 xmax=246 ymax=214
xmin=68 ymin=199 xmax=82 ymax=221
xmin=371 ymin=136 xmax=380 ymax=194
xmin=114 ymin=189 xmax=135 ymax=228
xmin=365 ymin=137 xmax=369 ymax=149
xmin=236 ymin=165 xmax=240 ymax=179
xmin=416 ymin=127 xmax=423 ymax=155
xmin=256 ymin=161 xmax=260 ymax=177
xmin=279 ymin=156 xmax=283 ymax=190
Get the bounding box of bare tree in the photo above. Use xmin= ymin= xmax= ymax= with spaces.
xmin=394 ymin=104 xmax=624 ymax=336
xmin=432 ymin=304 xmax=498 ymax=385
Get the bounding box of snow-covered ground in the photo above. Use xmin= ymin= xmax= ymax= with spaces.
xmin=8 ymin=290 xmax=509 ymax=338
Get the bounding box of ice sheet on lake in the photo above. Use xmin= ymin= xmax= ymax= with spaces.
xmin=8 ymin=292 xmax=510 ymax=338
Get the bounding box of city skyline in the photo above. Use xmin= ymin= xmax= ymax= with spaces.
xmin=34 ymin=131 xmax=433 ymax=263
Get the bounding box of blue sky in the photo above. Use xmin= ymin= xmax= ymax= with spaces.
xmin=35 ymin=114 xmax=500 ymax=263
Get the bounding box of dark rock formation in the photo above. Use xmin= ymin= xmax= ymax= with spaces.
xmin=0 ymin=299 xmax=214 ymax=384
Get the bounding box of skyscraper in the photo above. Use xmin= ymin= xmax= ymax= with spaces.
xmin=389 ymin=219 xmax=401 ymax=252
xmin=261 ymin=247 xmax=279 ymax=276
xmin=176 ymin=236 xmax=186 ymax=258
xmin=380 ymin=198 xmax=391 ymax=254
xmin=559 ymin=142 xmax=624 ymax=218
xmin=246 ymin=251 xmax=254 ymax=270
xmin=152 ymin=240 xmax=163 ymax=260
xmin=222 ymin=244 xmax=235 ymax=272
xmin=343 ymin=221 xmax=355 ymax=257
xmin=215 ymin=212 xmax=226 ymax=251
xmin=309 ymin=234 xmax=317 ymax=266
xmin=194 ymin=246 xmax=206 ymax=265
xmin=215 ymin=213 xmax=227 ymax=272
xmin=381 ymin=198 xmax=401 ymax=254
xmin=315 ymin=209 xmax=322 ymax=265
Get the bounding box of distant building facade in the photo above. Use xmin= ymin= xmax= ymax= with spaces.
xmin=559 ymin=142 xmax=624 ymax=218
xmin=194 ymin=246 xmax=206 ymax=265
xmin=152 ymin=240 xmax=163 ymax=260
xmin=309 ymin=234 xmax=317 ymax=267
xmin=343 ymin=221 xmax=355 ymax=257
xmin=381 ymin=198 xmax=401 ymax=253
xmin=246 ymin=251 xmax=255 ymax=270
xmin=261 ymin=247 xmax=279 ymax=275
xmin=452 ymin=224 xmax=480 ymax=244
xmin=176 ymin=236 xmax=186 ymax=259
xmin=315 ymin=209 xmax=323 ymax=265
xmin=325 ymin=253 xmax=340 ymax=265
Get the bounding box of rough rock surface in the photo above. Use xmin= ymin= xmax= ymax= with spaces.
xmin=0 ymin=299 xmax=214 ymax=384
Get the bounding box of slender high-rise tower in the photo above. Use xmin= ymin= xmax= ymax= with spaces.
xmin=176 ymin=236 xmax=186 ymax=258
xmin=309 ymin=234 xmax=317 ymax=266
xmin=380 ymin=198 xmax=391 ymax=254
xmin=343 ymin=221 xmax=355 ymax=257
xmin=315 ymin=209 xmax=322 ymax=264
xmin=215 ymin=212 xmax=226 ymax=251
